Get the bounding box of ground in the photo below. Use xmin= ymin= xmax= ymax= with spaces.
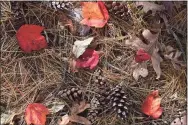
xmin=1 ymin=1 xmax=187 ymax=125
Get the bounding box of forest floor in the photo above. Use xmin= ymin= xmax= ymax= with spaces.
xmin=1 ymin=1 xmax=187 ymax=125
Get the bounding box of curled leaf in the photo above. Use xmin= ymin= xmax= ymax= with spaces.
xmin=80 ymin=2 xmax=109 ymax=28
xmin=16 ymin=24 xmax=47 ymax=53
xmin=141 ymin=90 xmax=163 ymax=119
xmin=25 ymin=103 xmax=49 ymax=125
xmin=73 ymin=37 xmax=94 ymax=58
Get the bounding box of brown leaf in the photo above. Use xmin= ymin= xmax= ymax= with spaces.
xmin=132 ymin=62 xmax=148 ymax=81
xmin=58 ymin=12 xmax=75 ymax=34
xmin=171 ymin=115 xmax=187 ymax=125
xmin=69 ymin=115 xmax=91 ymax=125
xmin=126 ymin=29 xmax=162 ymax=79
xmin=164 ymin=46 xmax=186 ymax=70
xmin=71 ymin=101 xmax=90 ymax=115
xmin=136 ymin=2 xmax=165 ymax=16
xmin=151 ymin=47 xmax=162 ymax=79
xmin=58 ymin=115 xmax=70 ymax=125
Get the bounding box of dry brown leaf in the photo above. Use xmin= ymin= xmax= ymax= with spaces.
xmin=171 ymin=115 xmax=187 ymax=125
xmin=136 ymin=2 xmax=165 ymax=16
xmin=126 ymin=29 xmax=162 ymax=79
xmin=164 ymin=46 xmax=186 ymax=70
xmin=58 ymin=12 xmax=75 ymax=34
xmin=58 ymin=101 xmax=91 ymax=125
xmin=151 ymin=47 xmax=162 ymax=79
xmin=133 ymin=62 xmax=148 ymax=81
xmin=71 ymin=100 xmax=90 ymax=115
xmin=58 ymin=115 xmax=70 ymax=125
xmin=69 ymin=115 xmax=91 ymax=125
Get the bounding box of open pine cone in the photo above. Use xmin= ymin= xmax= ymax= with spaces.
xmin=105 ymin=1 xmax=131 ymax=21
xmin=57 ymin=87 xmax=83 ymax=102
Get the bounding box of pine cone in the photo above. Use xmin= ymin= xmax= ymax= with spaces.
xmin=107 ymin=86 xmax=129 ymax=120
xmin=105 ymin=2 xmax=131 ymax=21
xmin=57 ymin=87 xmax=83 ymax=102
xmin=92 ymin=69 xmax=111 ymax=103
xmin=49 ymin=1 xmax=74 ymax=11
xmin=87 ymin=97 xmax=101 ymax=123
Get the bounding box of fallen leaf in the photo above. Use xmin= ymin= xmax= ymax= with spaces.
xmin=164 ymin=46 xmax=186 ymax=70
xmin=135 ymin=49 xmax=151 ymax=63
xmin=1 ymin=110 xmax=18 ymax=125
xmin=58 ymin=12 xmax=75 ymax=34
xmin=46 ymin=101 xmax=65 ymax=114
xmin=141 ymin=90 xmax=163 ymax=119
xmin=71 ymin=49 xmax=99 ymax=71
xmin=71 ymin=101 xmax=90 ymax=115
xmin=133 ymin=62 xmax=148 ymax=81
xmin=16 ymin=24 xmax=47 ymax=53
xmin=25 ymin=103 xmax=49 ymax=125
xmin=126 ymin=29 xmax=162 ymax=79
xmin=151 ymin=47 xmax=162 ymax=79
xmin=69 ymin=115 xmax=91 ymax=125
xmin=58 ymin=101 xmax=91 ymax=125
xmin=58 ymin=114 xmax=70 ymax=125
xmin=73 ymin=37 xmax=94 ymax=58
xmin=136 ymin=2 xmax=165 ymax=16
xmin=80 ymin=2 xmax=109 ymax=28
xmin=171 ymin=115 xmax=187 ymax=125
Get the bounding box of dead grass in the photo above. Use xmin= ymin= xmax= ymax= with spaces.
xmin=1 ymin=1 xmax=187 ymax=125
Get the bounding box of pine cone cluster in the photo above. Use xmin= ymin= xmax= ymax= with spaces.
xmin=90 ymin=69 xmax=130 ymax=121
xmin=105 ymin=1 xmax=131 ymax=21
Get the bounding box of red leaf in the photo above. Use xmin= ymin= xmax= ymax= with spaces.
xmin=16 ymin=24 xmax=47 ymax=53
xmin=76 ymin=49 xmax=99 ymax=70
xmin=80 ymin=2 xmax=109 ymax=28
xmin=141 ymin=90 xmax=163 ymax=119
xmin=135 ymin=49 xmax=151 ymax=63
xmin=25 ymin=103 xmax=49 ymax=125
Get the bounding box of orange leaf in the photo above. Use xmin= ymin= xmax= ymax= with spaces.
xmin=141 ymin=90 xmax=163 ymax=119
xmin=25 ymin=103 xmax=49 ymax=125
xmin=80 ymin=2 xmax=109 ymax=28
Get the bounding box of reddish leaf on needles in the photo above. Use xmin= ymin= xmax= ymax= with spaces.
xmin=76 ymin=49 xmax=99 ymax=69
xmin=16 ymin=24 xmax=47 ymax=53
xmin=135 ymin=49 xmax=151 ymax=63
xmin=25 ymin=103 xmax=49 ymax=125
xmin=141 ymin=90 xmax=163 ymax=119
xmin=71 ymin=49 xmax=99 ymax=72
xmin=80 ymin=2 xmax=109 ymax=28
